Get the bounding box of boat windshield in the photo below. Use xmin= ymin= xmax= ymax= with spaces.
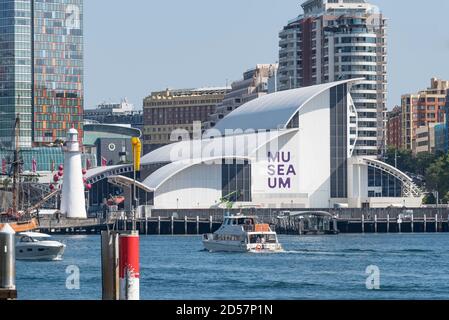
xmin=224 ymin=218 xmax=255 ymax=226
xmin=248 ymin=234 xmax=277 ymax=244
xmin=20 ymin=236 xmax=38 ymax=243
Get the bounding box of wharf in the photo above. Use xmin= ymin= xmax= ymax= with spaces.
xmin=36 ymin=208 xmax=449 ymax=235
xmin=0 ymin=289 xmax=17 ymax=300
xmin=38 ymin=216 xmax=222 ymax=235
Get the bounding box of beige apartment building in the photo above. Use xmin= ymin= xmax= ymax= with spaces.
xmin=143 ymin=87 xmax=228 ymax=153
xmin=207 ymin=64 xmax=278 ymax=129
xmin=413 ymin=123 xmax=438 ymax=155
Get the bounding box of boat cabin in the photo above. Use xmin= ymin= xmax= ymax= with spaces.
xmin=222 ymin=216 xmax=273 ymax=234
xmin=223 ymin=216 xmax=256 ymax=227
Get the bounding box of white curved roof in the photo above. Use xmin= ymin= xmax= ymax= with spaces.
xmin=143 ymin=158 xmax=234 ymax=190
xmin=141 ymin=129 xmax=297 ymax=165
xmin=87 ymin=130 xmax=297 ymax=188
xmin=142 ymin=130 xmax=297 ymax=190
xmin=86 ymin=164 xmax=127 ymax=179
xmin=213 ymin=79 xmax=361 ymax=133
xmin=363 ymin=158 xmax=423 ymax=198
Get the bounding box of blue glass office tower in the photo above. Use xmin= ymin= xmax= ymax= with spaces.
xmin=0 ymin=0 xmax=83 ymax=150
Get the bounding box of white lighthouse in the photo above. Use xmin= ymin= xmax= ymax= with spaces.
xmin=60 ymin=128 xmax=87 ymax=219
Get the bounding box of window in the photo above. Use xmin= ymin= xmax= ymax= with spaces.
xmin=222 ymin=159 xmax=251 ymax=202
xmin=368 ymin=166 xmax=402 ymax=197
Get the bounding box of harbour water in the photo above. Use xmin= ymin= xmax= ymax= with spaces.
xmin=16 ymin=234 xmax=449 ymax=300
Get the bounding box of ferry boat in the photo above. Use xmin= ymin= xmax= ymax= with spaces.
xmin=203 ymin=215 xmax=283 ymax=253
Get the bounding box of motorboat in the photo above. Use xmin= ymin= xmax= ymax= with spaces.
xmin=16 ymin=232 xmax=66 ymax=261
xmin=203 ymin=214 xmax=283 ymax=253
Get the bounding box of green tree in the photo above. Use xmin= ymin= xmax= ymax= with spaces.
xmin=425 ymin=154 xmax=449 ymax=203
xmin=415 ymin=152 xmax=438 ymax=176
xmin=444 ymin=192 xmax=449 ymax=205
xmin=422 ymin=193 xmax=436 ymax=205
xmin=384 ymin=147 xmax=415 ymax=173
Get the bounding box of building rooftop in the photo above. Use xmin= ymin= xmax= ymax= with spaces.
xmin=212 ymin=79 xmax=361 ymax=134
xmin=145 ymin=87 xmax=230 ymax=100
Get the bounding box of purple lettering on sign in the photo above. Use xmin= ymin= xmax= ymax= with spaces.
xmin=267 ymin=151 xmax=297 ymax=190
xmin=267 ymin=165 xmax=276 ymax=176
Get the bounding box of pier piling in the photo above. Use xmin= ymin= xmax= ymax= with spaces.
xmin=0 ymin=224 xmax=16 ymax=300
xmin=101 ymin=231 xmax=119 ymax=300
xmin=424 ymin=215 xmax=427 ymax=233
xmin=374 ymin=215 xmax=378 ymax=233
xmin=387 ymin=214 xmax=390 ymax=233
xmin=145 ymin=217 xmax=148 ymax=236
xmin=196 ymin=216 xmax=200 ymax=235
xmin=209 ymin=216 xmax=213 ymax=233
xmin=361 ymin=214 xmax=365 ymax=233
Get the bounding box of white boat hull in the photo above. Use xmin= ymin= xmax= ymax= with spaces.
xmin=203 ymin=240 xmax=248 ymax=253
xmin=203 ymin=239 xmax=283 ymax=253
xmin=16 ymin=242 xmax=66 ymax=261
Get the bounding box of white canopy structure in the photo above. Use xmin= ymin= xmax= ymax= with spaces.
xmin=86 ymin=80 xmax=423 ymax=210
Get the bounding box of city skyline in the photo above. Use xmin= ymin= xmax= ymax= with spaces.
xmin=84 ymin=0 xmax=449 ymax=110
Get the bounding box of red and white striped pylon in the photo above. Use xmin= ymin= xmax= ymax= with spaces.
xmin=119 ymin=231 xmax=140 ymax=300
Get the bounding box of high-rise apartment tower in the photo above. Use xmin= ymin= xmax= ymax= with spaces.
xmin=278 ymin=0 xmax=387 ymax=156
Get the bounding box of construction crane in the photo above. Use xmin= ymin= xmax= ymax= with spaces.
xmin=219 ymin=190 xmax=241 ymax=210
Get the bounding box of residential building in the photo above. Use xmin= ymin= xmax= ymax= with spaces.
xmin=401 ymin=78 xmax=449 ymax=151
xmin=0 ymin=0 xmax=84 ymax=149
xmin=414 ymin=123 xmax=438 ymax=155
xmin=207 ymin=64 xmax=278 ymax=129
xmin=143 ymin=87 xmax=228 ymax=153
xmin=278 ymin=0 xmax=387 ymax=156
xmin=386 ymin=106 xmax=402 ymax=149
xmin=85 ymin=99 xmax=134 ymax=116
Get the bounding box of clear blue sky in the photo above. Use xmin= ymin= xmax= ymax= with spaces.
xmin=84 ymin=0 xmax=449 ymax=110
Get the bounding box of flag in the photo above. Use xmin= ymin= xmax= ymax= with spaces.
xmin=32 ymin=158 xmax=37 ymax=173
xmin=86 ymin=158 xmax=92 ymax=170
xmin=1 ymin=158 xmax=5 ymax=175
xmin=101 ymin=157 xmax=107 ymax=167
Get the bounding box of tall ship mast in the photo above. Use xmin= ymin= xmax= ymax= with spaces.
xmin=0 ymin=115 xmax=57 ymax=232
